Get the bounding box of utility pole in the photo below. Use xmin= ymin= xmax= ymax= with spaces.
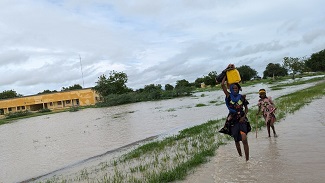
xmin=79 ymin=54 xmax=85 ymax=88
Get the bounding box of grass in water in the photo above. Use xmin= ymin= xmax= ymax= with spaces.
xmin=36 ymin=80 xmax=325 ymax=183
xmin=250 ymin=80 xmax=325 ymax=130
xmin=270 ymin=76 xmax=324 ymax=90
xmin=195 ymin=103 xmax=207 ymax=107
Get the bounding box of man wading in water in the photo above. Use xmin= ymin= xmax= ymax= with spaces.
xmin=218 ymin=65 xmax=250 ymax=161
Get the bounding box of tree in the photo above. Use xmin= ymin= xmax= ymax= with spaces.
xmin=175 ymin=79 xmax=192 ymax=96
xmin=143 ymin=84 xmax=162 ymax=93
xmin=194 ymin=77 xmax=205 ymax=88
xmin=0 ymin=90 xmax=23 ymax=99
xmin=93 ymin=70 xmax=131 ymax=96
xmin=305 ymin=49 xmax=325 ymax=72
xmin=204 ymin=71 xmax=218 ymax=86
xmin=61 ymin=84 xmax=83 ymax=91
xmin=263 ymin=63 xmax=288 ymax=78
xmin=164 ymin=84 xmax=174 ymax=91
xmin=236 ymin=65 xmax=257 ymax=82
xmin=283 ymin=57 xmax=305 ymax=79
xmin=194 ymin=71 xmax=218 ymax=88
xmin=38 ymin=90 xmax=58 ymax=94
xmin=175 ymin=79 xmax=191 ymax=89
xmin=143 ymin=84 xmax=163 ymax=100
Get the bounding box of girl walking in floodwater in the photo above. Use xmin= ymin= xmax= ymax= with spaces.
xmin=256 ymin=89 xmax=277 ymax=137
xmin=218 ymin=65 xmax=250 ymax=161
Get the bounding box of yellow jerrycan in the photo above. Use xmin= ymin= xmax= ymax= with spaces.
xmin=226 ymin=69 xmax=241 ymax=84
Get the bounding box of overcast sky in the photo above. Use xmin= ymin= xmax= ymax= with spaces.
xmin=0 ymin=0 xmax=324 ymax=95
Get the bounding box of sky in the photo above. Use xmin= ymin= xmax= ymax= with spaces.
xmin=0 ymin=0 xmax=324 ymax=96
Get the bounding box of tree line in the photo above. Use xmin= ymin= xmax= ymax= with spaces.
xmin=1 ymin=48 xmax=324 ymax=101
xmin=0 ymin=84 xmax=83 ymax=100
xmin=92 ymin=48 xmax=325 ymax=106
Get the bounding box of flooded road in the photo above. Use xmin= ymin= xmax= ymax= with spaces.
xmin=0 ymin=77 xmax=323 ymax=183
xmin=179 ymin=97 xmax=325 ymax=183
xmin=1 ymin=90 xmax=227 ymax=183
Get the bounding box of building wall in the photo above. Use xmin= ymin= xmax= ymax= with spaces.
xmin=0 ymin=88 xmax=100 ymax=115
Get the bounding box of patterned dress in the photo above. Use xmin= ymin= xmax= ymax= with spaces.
xmin=257 ymin=97 xmax=276 ymax=125
xmin=224 ymin=95 xmax=250 ymax=141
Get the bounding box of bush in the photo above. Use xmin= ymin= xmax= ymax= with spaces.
xmin=38 ymin=108 xmax=51 ymax=113
xmin=6 ymin=110 xmax=32 ymax=119
xmin=69 ymin=106 xmax=80 ymax=112
xmin=96 ymin=88 xmax=194 ymax=108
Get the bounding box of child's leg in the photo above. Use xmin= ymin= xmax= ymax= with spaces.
xmin=266 ymin=121 xmax=271 ymax=137
xmin=270 ymin=114 xmax=277 ymax=136
xmin=264 ymin=114 xmax=270 ymax=137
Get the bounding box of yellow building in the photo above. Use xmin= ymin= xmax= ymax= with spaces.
xmin=0 ymin=88 xmax=100 ymax=115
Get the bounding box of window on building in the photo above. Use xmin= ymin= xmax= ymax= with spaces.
xmin=8 ymin=108 xmax=12 ymax=111
xmin=66 ymin=100 xmax=71 ymax=104
xmin=22 ymin=106 xmax=25 ymax=110
xmin=50 ymin=102 xmax=53 ymax=106
xmin=17 ymin=106 xmax=20 ymax=110
xmin=57 ymin=101 xmax=62 ymax=105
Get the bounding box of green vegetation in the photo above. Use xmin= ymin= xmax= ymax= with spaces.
xmin=305 ymin=49 xmax=325 ymax=72
xmin=39 ymin=80 xmax=325 ymax=183
xmin=270 ymin=76 xmax=324 ymax=90
xmin=0 ymin=89 xmax=23 ymax=99
xmin=95 ymin=87 xmax=193 ymax=107
xmin=95 ymin=73 xmax=323 ymax=108
xmin=250 ymin=80 xmax=325 ymax=130
xmin=38 ymin=108 xmax=52 ymax=113
xmin=61 ymin=84 xmax=83 ymax=91
xmin=194 ymin=71 xmax=218 ymax=87
xmin=263 ymin=63 xmax=288 ymax=78
xmin=39 ymin=119 xmax=227 ymax=183
xmin=38 ymin=84 xmax=83 ymax=94
xmin=236 ymin=65 xmax=258 ymax=82
xmin=1 ymin=73 xmax=322 ymax=127
xmin=195 ymin=103 xmax=207 ymax=107
xmin=166 ymin=108 xmax=176 ymax=112
xmin=275 ymin=81 xmax=325 ymax=113
xmin=1 ymin=73 xmax=323 ymax=126
xmin=5 ymin=110 xmax=32 ymax=119
xmin=69 ymin=106 xmax=80 ymax=112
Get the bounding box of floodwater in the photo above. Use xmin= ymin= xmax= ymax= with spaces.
xmin=0 ymin=76 xmax=323 ymax=183
xmin=179 ymin=97 xmax=325 ymax=183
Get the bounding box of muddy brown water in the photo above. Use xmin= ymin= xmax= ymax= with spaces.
xmin=0 ymin=77 xmax=323 ymax=183
xmin=179 ymin=97 xmax=325 ymax=183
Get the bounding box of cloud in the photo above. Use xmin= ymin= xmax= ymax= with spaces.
xmin=303 ymin=29 xmax=325 ymax=44
xmin=0 ymin=0 xmax=324 ymax=95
